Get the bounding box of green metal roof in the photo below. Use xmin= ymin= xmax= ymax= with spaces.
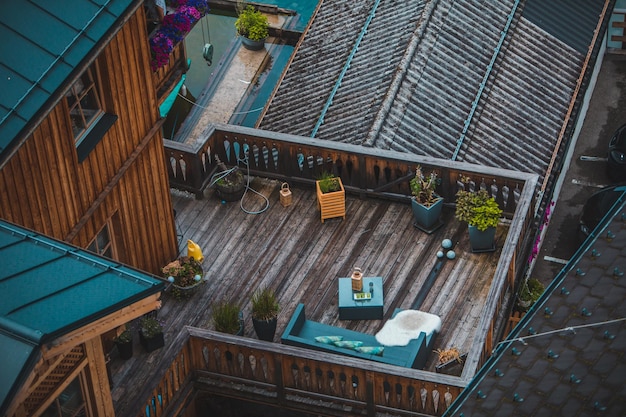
xmin=0 ymin=0 xmax=139 ymax=163
xmin=0 ymin=220 xmax=165 ymax=415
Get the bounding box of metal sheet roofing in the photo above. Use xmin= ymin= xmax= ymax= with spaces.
xmin=444 ymin=188 xmax=626 ymax=416
xmin=0 ymin=0 xmax=137 ymax=162
xmin=260 ymin=0 xmax=610 ymax=184
xmin=0 ymin=220 xmax=165 ymax=414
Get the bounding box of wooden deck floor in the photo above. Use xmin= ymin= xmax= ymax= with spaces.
xmin=110 ymin=178 xmax=507 ymax=411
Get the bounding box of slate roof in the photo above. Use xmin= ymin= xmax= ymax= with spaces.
xmin=0 ymin=0 xmax=139 ymax=163
xmin=443 ymin=188 xmax=626 ymax=416
xmin=0 ymin=220 xmax=165 ymax=415
xmin=260 ymin=0 xmax=610 ymax=185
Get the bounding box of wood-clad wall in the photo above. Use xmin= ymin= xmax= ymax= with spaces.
xmin=0 ymin=7 xmax=178 ymax=275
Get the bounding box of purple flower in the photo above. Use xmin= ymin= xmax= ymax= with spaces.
xmin=150 ymin=31 xmax=174 ymax=71
xmin=185 ymin=0 xmax=209 ymax=16
xmin=177 ymin=5 xmax=201 ymax=23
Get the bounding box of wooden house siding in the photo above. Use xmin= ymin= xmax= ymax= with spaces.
xmin=0 ymin=7 xmax=178 ymax=275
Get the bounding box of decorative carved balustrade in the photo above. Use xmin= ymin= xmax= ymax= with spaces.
xmin=153 ymin=123 xmax=539 ymax=416
xmin=164 ymin=123 xmax=534 ymax=216
xmin=136 ymin=328 xmax=467 ymax=417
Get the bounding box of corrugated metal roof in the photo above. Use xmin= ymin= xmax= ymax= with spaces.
xmin=523 ymin=0 xmax=607 ymax=54
xmin=444 ymin=189 xmax=626 ymax=416
xmin=260 ymin=0 xmax=610 ymax=183
xmin=0 ymin=220 xmax=164 ymax=414
xmin=0 ymin=0 xmax=137 ymax=162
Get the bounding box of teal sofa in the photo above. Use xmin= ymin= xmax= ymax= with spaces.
xmin=281 ymin=303 xmax=436 ymax=369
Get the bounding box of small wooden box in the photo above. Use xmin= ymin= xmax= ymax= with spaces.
xmin=280 ymin=183 xmax=292 ymax=207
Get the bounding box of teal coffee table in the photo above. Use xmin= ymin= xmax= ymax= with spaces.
xmin=338 ymin=277 xmax=384 ymax=320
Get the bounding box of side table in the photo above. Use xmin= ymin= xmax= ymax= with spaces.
xmin=338 ymin=277 xmax=384 ymax=320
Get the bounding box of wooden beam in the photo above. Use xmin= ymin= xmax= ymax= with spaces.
xmin=84 ymin=337 xmax=115 ymax=417
xmin=42 ymin=294 xmax=162 ymax=359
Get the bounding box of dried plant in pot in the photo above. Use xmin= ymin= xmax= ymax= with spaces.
xmin=251 ymin=287 xmax=279 ymax=341
xmin=163 ymin=256 xmax=204 ymax=299
xmin=409 ymin=166 xmax=444 ymax=233
xmin=213 ymin=155 xmax=246 ymax=202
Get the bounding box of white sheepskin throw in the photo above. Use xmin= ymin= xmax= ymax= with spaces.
xmin=375 ymin=310 xmax=442 ymax=346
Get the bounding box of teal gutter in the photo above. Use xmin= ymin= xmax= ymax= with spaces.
xmin=451 ymin=0 xmax=520 ymax=161
xmin=310 ymin=0 xmax=382 ymax=138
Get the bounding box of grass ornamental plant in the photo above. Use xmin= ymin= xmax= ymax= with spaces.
xmin=251 ymin=287 xmax=279 ymax=321
xmin=235 ymin=4 xmax=269 ymax=41
xmin=410 ymin=166 xmax=440 ymax=206
xmin=455 ymin=189 xmax=502 ymax=231
xmin=212 ymin=301 xmax=242 ymax=334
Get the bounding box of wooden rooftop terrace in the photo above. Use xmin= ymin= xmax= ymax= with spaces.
xmin=111 ymin=124 xmax=538 ymax=417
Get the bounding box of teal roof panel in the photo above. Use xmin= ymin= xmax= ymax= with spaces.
xmin=0 ymin=0 xmax=138 ymax=162
xmin=0 ymin=220 xmax=165 ymax=414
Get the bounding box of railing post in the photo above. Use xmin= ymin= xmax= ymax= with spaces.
xmin=275 ymin=354 xmax=285 ymax=404
xmin=366 ymin=379 xmax=375 ymax=417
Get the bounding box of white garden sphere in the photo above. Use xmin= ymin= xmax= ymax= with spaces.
xmin=446 ymin=250 xmax=456 ymax=260
xmin=442 ymin=239 xmax=453 ymax=249
xmin=437 ymin=250 xmax=444 ymax=258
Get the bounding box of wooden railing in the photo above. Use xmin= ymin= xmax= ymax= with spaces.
xmin=137 ymin=329 xmax=467 ymax=417
xmin=164 ymin=123 xmax=534 ymax=214
xmin=150 ymin=123 xmax=539 ymax=416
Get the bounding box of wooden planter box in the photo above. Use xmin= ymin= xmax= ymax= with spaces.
xmin=316 ymin=178 xmax=345 ymax=223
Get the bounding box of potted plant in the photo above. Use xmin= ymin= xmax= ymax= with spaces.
xmin=455 ymin=188 xmax=503 ymax=252
xmin=234 ymin=4 xmax=269 ymax=51
xmin=163 ymin=256 xmax=204 ymax=299
xmin=315 ymin=172 xmax=345 ymax=223
xmin=251 ymin=287 xmax=279 ymax=341
xmin=409 ymin=166 xmax=444 ymax=232
xmin=114 ymin=325 xmax=133 ymax=360
xmin=212 ymin=301 xmax=244 ymax=335
xmin=139 ymin=315 xmax=165 ymax=352
xmin=517 ymin=277 xmax=545 ymax=311
xmin=212 ymin=155 xmax=246 ymax=202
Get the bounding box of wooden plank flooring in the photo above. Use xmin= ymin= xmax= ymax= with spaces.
xmin=110 ymin=177 xmax=507 ymax=412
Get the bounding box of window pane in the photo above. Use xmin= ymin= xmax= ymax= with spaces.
xmin=70 ymin=113 xmax=86 ymax=137
xmin=96 ymin=226 xmax=109 ymax=249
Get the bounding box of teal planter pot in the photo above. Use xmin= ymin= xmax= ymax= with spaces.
xmin=411 ymin=197 xmax=444 ymax=233
xmin=468 ymin=225 xmax=497 ymax=253
xmin=241 ymin=37 xmax=265 ymax=51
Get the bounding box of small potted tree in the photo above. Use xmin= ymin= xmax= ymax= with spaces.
xmin=409 ymin=166 xmax=444 ymax=232
xmin=251 ymin=287 xmax=279 ymax=341
xmin=315 ymin=172 xmax=345 ymax=223
xmin=212 ymin=300 xmax=244 ymax=335
xmin=455 ymin=188 xmax=502 ymax=252
xmin=234 ymin=4 xmax=269 ymax=51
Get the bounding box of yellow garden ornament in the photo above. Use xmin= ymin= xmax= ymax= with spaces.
xmin=187 ymin=239 xmax=204 ymax=262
